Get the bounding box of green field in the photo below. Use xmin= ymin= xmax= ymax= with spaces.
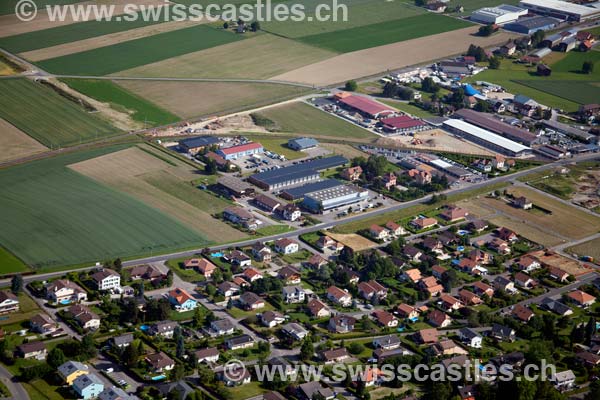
xmin=262 ymin=0 xmax=426 ymax=39
xmin=0 ymin=15 xmax=166 ymax=53
xmin=0 ymin=145 xmax=209 ymax=269
xmin=513 ymin=80 xmax=600 ymax=105
xmin=37 ymin=24 xmax=243 ymax=75
xmin=0 ymin=247 xmax=29 ymax=274
xmin=254 ymin=102 xmax=376 ymax=139
xmin=552 ymin=50 xmax=600 ymax=75
xmin=379 ymin=99 xmax=434 ymax=118
xmin=0 ymin=0 xmax=83 ymax=15
xmin=298 ymin=14 xmax=472 ymax=53
xmin=63 ymin=79 xmax=180 ymax=127
xmin=0 ymin=79 xmax=118 ymax=148
xmin=446 ymin=0 xmax=520 ymax=13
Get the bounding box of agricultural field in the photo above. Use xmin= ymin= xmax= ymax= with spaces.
xmin=117 ymin=80 xmax=311 ymax=119
xmin=69 ymin=144 xmax=247 ymax=243
xmin=118 ymin=33 xmax=337 ymax=79
xmin=445 ymin=0 xmax=521 ymax=13
xmin=567 ymin=238 xmax=600 ymax=262
xmin=62 ymin=79 xmax=179 ymax=127
xmin=0 ymin=247 xmax=30 ymax=274
xmin=0 ymin=144 xmax=209 ymax=269
xmin=0 ymin=0 xmax=83 ymax=16
xmin=320 ymin=143 xmax=369 ymax=159
xmin=254 ymin=102 xmax=376 ymax=139
xmin=298 ymin=14 xmax=473 ymax=53
xmin=513 ymin=80 xmax=600 ymax=106
xmin=240 ymin=135 xmax=305 ymax=160
xmin=37 ymin=24 xmax=243 ymax=75
xmin=0 ymin=55 xmax=21 ymax=75
xmin=0 ymin=78 xmax=118 ymax=148
xmin=0 ymin=118 xmax=47 ymax=163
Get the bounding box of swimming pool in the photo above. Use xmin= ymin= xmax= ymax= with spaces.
xmin=457 ymin=246 xmax=465 ymax=252
xmin=140 ymin=325 xmax=149 ymax=332
xmin=151 ymin=375 xmax=166 ymax=381
xmin=59 ymin=299 xmax=71 ymax=305
xmin=210 ymin=252 xmax=223 ymax=258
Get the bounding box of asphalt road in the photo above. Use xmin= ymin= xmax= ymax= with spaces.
xmin=0 ymin=364 xmax=29 ymax=400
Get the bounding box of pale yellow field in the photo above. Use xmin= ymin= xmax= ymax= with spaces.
xmin=272 ymin=27 xmax=514 ymax=86
xmin=117 ymin=34 xmax=337 ymax=79
xmin=0 ymin=118 xmax=47 ymax=163
xmin=69 ymin=145 xmax=246 ymax=242
xmin=320 ymin=143 xmax=369 ymax=159
xmin=377 ymin=129 xmax=494 ymax=156
xmin=0 ymin=0 xmax=168 ymax=37
xmin=116 ymin=80 xmax=310 ymax=119
xmin=327 ymin=232 xmax=378 ymax=252
xmin=21 ymin=19 xmax=204 ymax=62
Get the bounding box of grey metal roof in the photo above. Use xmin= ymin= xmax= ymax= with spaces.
xmin=250 ymin=156 xmax=348 ymax=186
xmin=179 ymin=136 xmax=219 ymax=148
xmin=281 ymin=179 xmax=342 ymax=200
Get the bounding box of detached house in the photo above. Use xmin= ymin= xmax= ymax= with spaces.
xmin=16 ymin=341 xmax=47 ymax=360
xmin=490 ymin=323 xmax=516 ymax=342
xmin=183 ymin=258 xmax=216 ymax=278
xmin=307 ymin=298 xmax=331 ymax=318
xmin=242 ymin=267 xmax=263 ymax=283
xmin=440 ymin=206 xmax=468 ymax=222
xmin=516 ymin=256 xmax=541 ymax=273
xmin=45 ymin=279 xmax=87 ymax=304
xmin=439 ymin=294 xmax=463 ymax=311
xmin=239 ymin=292 xmax=265 ymax=310
xmin=341 ymin=166 xmax=362 ymax=181
xmin=472 ymin=281 xmax=494 ymax=298
xmin=275 ymin=238 xmax=299 ymax=254
xmin=280 ymin=203 xmax=301 ymax=221
xmin=490 ymin=238 xmax=511 ymax=255
xmin=567 ymin=290 xmax=596 ymax=308
xmin=493 ymin=276 xmax=515 ymax=293
xmin=328 ymin=315 xmax=356 ymax=333
xmin=210 ymin=319 xmax=235 ymax=336
xmin=261 ymin=310 xmax=285 ymax=328
xmin=72 ymin=374 xmax=104 ymax=400
xmin=168 ymin=288 xmax=198 ymax=312
xmin=397 ymin=304 xmax=419 ymax=321
xmin=327 ymin=286 xmax=352 ymax=307
xmin=512 ymin=304 xmax=534 ymax=322
xmin=282 ymin=286 xmax=306 ymax=304
xmin=251 ymin=242 xmax=272 ymax=262
xmin=226 ymin=334 xmax=255 ymax=350
xmin=386 ymin=221 xmax=406 ymax=236
xmin=403 ymin=246 xmax=423 ymax=263
xmin=514 ymin=272 xmax=536 ymax=289
xmin=372 ymin=310 xmax=398 ymax=328
xmin=548 ymin=266 xmax=570 ymax=283
xmin=459 ymin=328 xmax=482 ymax=348
xmin=58 ymin=360 xmax=89 ymax=385
xmin=145 ymin=352 xmax=175 ymax=373
xmin=373 ymin=334 xmax=402 ymax=350
xmin=218 ymin=282 xmax=240 ymax=298
xmin=428 ymin=310 xmax=452 ymax=328
xmin=458 ymin=289 xmax=482 ymax=306
xmin=369 ymin=225 xmax=389 ymax=241
xmin=403 ymin=268 xmax=422 ymax=283
xmin=278 ymin=266 xmax=301 ymax=285
xmin=30 ymin=314 xmax=58 ymax=335
xmin=223 ymin=206 xmax=257 ymax=230
xmin=410 ymin=217 xmax=438 ymax=231
xmin=415 ymin=328 xmax=439 ymax=344
xmin=67 ymin=304 xmax=101 ymax=330
xmin=316 ymin=235 xmax=335 ymax=250
xmin=419 ymin=276 xmax=444 ymax=297
xmin=91 ymin=268 xmax=121 ymax=291
xmin=497 ymin=227 xmax=518 ymax=242
xmin=0 ymin=291 xmax=19 ymax=314
xmin=321 ymin=348 xmax=351 ymax=364
xmin=149 ymin=320 xmax=177 ymax=338
xmin=227 ymin=250 xmax=252 ymax=267
xmin=358 ymin=280 xmax=387 ymax=301
xmin=194 ymin=347 xmax=220 ymax=364
xmin=306 ymin=254 xmax=328 ymax=269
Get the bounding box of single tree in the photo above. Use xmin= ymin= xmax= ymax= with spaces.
xmin=11 ymin=275 xmax=23 ymax=295
xmin=344 ymin=80 xmax=358 ymax=92
xmin=582 ymin=60 xmax=594 ymax=74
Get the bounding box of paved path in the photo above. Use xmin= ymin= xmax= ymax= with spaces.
xmin=0 ymin=364 xmax=29 ymax=400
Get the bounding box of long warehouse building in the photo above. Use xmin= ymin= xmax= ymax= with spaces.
xmin=453 ymin=109 xmax=539 ymax=146
xmin=519 ymin=0 xmax=600 ymax=22
xmin=302 ymin=184 xmax=369 ymax=213
xmin=443 ymin=119 xmax=531 ymax=156
xmin=248 ymin=156 xmax=348 ymax=191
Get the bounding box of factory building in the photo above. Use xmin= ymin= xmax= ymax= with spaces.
xmin=471 ymin=4 xmax=528 ymax=24
xmin=280 ymin=179 xmax=341 ymax=201
xmin=288 ymin=137 xmax=319 ymax=151
xmin=248 ymin=156 xmax=348 ymax=191
xmin=302 ymin=184 xmax=369 ymax=213
xmin=179 ymin=136 xmax=220 ymax=155
xmin=217 ymin=142 xmax=264 ymax=160
xmin=443 ymin=119 xmax=531 ymax=157
xmin=334 ymin=92 xmax=396 ymax=119
xmin=503 ymin=16 xmax=560 ymax=34
xmin=519 ymin=0 xmax=600 ymax=22
xmin=453 ymin=109 xmax=539 ymax=146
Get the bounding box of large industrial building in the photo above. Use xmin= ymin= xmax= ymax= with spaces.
xmin=334 ymin=92 xmax=396 ymax=119
xmin=179 ymin=136 xmax=220 ymax=155
xmin=519 ymin=0 xmax=600 ymax=22
xmin=453 ymin=109 xmax=539 ymax=146
xmin=248 ymin=156 xmax=348 ymax=191
xmin=302 ymin=184 xmax=369 ymax=212
xmin=443 ymin=119 xmax=531 ymax=157
xmin=217 ymin=142 xmax=264 ymax=160
xmin=503 ymin=16 xmax=560 ymax=34
xmin=280 ymin=179 xmax=341 ymax=200
xmin=471 ymin=4 xmax=528 ymax=24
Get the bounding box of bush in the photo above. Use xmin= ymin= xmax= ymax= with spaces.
xmin=348 ymin=342 xmax=365 ymax=355
xmin=345 ymin=80 xmax=358 ymax=91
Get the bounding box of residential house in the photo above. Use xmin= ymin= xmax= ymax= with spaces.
xmin=468 ymin=219 xmax=489 ymax=233
xmin=261 ymin=310 xmax=285 ymax=328
xmin=489 ymin=238 xmax=511 ymax=255
xmin=316 ymin=235 xmax=335 ymax=250
xmin=226 ymin=334 xmax=255 ymax=350
xmin=183 ymin=258 xmax=216 ymax=278
xmin=233 ymin=276 xmax=249 ymax=288
xmin=278 ymin=266 xmax=301 ymax=285
xmin=428 ymin=310 xmax=452 ymax=328
xmin=430 ymin=339 xmax=468 ymax=357
xmin=513 ymin=196 xmax=532 ymax=210
xmin=149 ymin=321 xmax=177 ymax=338
xmin=373 ymin=334 xmax=402 ymax=350
xmin=30 ymin=314 xmax=58 ymax=335
xmin=280 ymin=204 xmax=301 ymax=222
xmin=577 ymin=352 xmax=600 ymax=367
xmin=493 ymin=276 xmax=515 ymax=293
xmin=218 ymin=367 xmax=251 ymax=386
xmin=67 ymin=304 xmax=101 ymax=330
xmin=58 ymin=360 xmax=89 ymax=385
xmin=550 ymin=370 xmax=576 ymax=391
xmin=540 ymin=298 xmax=573 ymax=316
xmin=341 ymin=166 xmax=362 ymax=181
xmin=251 ymin=243 xmax=272 ymax=262
xmin=499 ymin=42 xmax=516 ymax=56
xmin=168 ymin=288 xmax=198 ymax=312
xmin=91 ymin=269 xmax=121 ymax=291
xmin=382 ymin=172 xmax=397 ymax=190
xmin=218 ymin=282 xmax=240 ymax=298
xmin=490 ymin=352 xmax=524 ymax=369
xmin=386 ymin=221 xmax=406 ymax=236
xmin=228 ymin=250 xmax=252 ymax=267
xmin=157 ymin=382 xmax=194 ymax=400
xmin=421 ymin=237 xmax=443 ymax=254
xmin=73 ymin=374 xmax=104 ymax=400
xmin=472 ymin=281 xmax=494 ymax=298
xmin=516 ymin=256 xmax=541 ymax=273
xmin=0 ymin=291 xmax=19 ymax=314
xmin=415 ymin=328 xmax=439 ymax=344
xmin=111 ymin=333 xmax=134 ymax=349
xmin=253 ymin=194 xmax=282 ymax=213
xmin=328 ymin=315 xmax=357 ymax=333
xmin=282 ymin=323 xmax=309 ymax=341
xmin=490 ymin=323 xmax=516 ymax=342
xmin=195 ymin=347 xmax=220 ymax=364
xmin=419 ymin=276 xmax=444 ymax=297
xmin=16 ymin=341 xmax=47 ymax=360
xmin=432 ymin=265 xmax=447 ymax=280
xmin=45 ymin=279 xmax=87 ymax=303
xmin=440 ymin=206 xmax=469 ymax=222
xmin=223 ymin=207 xmax=257 ymax=230
xmin=567 ymin=290 xmax=596 ymax=307
xmin=242 ymin=267 xmax=263 ymax=283
xmin=327 ymin=286 xmax=352 ymax=307
xmin=357 ymin=367 xmax=386 ymax=387
xmin=358 ymin=280 xmax=387 ymax=301
xmin=372 ymin=310 xmax=398 ymax=328
xmin=369 ymin=225 xmax=389 ymax=241
xmin=512 ymin=304 xmax=534 ymax=322
xmin=239 ymin=292 xmax=265 ymax=310
xmin=403 ymin=246 xmax=423 ymax=263
xmin=497 ymin=227 xmax=518 ymax=242
xmin=210 ymin=319 xmax=235 ymax=336
xmin=548 ymin=266 xmax=570 ymax=283
xmin=458 ymin=289 xmax=482 ymax=306
xmin=129 ymin=264 xmax=165 ymax=282
xmin=306 ymin=254 xmax=328 ymax=269
xmin=99 ymin=387 xmax=134 ymax=400
xmin=307 ymin=298 xmax=331 ymax=318
xmin=410 ymin=217 xmax=438 ymax=231
xmin=492 ymin=154 xmax=506 ymax=170
xmin=275 ymin=238 xmax=299 ymax=254
xmin=468 ymin=249 xmax=492 ymax=265
xmin=403 ymin=268 xmax=422 ymax=283
xmin=282 ymin=286 xmax=306 ymax=304
xmin=514 ymin=272 xmax=536 ymax=289
xmin=458 ymin=328 xmax=482 ymax=348
xmin=321 ymin=348 xmax=351 ymax=364
xmin=297 ymin=382 xmax=335 ymax=400
xmin=145 ymin=352 xmax=175 ymax=373
xmin=397 ymin=304 xmax=419 ymax=321
xmin=439 ymin=294 xmax=463 ymax=311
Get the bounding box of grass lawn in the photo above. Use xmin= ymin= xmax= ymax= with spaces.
xmin=165 ymin=258 xmax=206 ymax=282
xmin=0 ymin=15 xmax=166 ymax=53
xmin=38 ymin=25 xmax=244 ymax=75
xmin=378 ymin=99 xmax=435 ymax=118
xmin=298 ymin=14 xmax=473 ymax=53
xmin=281 ymin=249 xmax=312 ymax=264
xmin=63 ymin=79 xmax=179 ymax=127
xmin=224 ymin=381 xmax=267 ymax=400
xmin=247 ymin=136 xmax=304 ymax=160
xmin=0 ymin=144 xmax=208 ymax=269
xmin=0 ymin=247 xmax=30 ymax=274
xmin=255 ymin=102 xmax=375 ymax=139
xmin=256 ymin=225 xmax=295 ymax=236
xmin=0 ymin=292 xmax=41 ymax=326
xmin=227 ymin=303 xmax=274 ymax=319
xmin=0 ymin=79 xmax=118 ymax=148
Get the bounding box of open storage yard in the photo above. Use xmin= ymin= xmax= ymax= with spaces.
xmin=0 ymin=78 xmax=118 ymax=148
xmin=376 ymin=128 xmax=494 ymax=156
xmin=69 ymin=144 xmax=246 ymax=243
xmin=0 ymin=144 xmax=210 ymax=269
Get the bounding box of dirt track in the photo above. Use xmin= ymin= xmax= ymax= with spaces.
xmin=271 ymin=26 xmax=514 ymax=86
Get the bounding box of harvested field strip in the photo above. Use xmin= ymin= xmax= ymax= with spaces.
xmin=0 ymin=79 xmax=118 ymax=148
xmin=21 ymin=19 xmax=203 ymax=62
xmin=262 ymin=0 xmax=425 ymax=39
xmin=0 ymin=145 xmax=207 ymax=269
xmin=116 ymin=80 xmax=312 ymax=119
xmin=62 ymin=79 xmax=179 ymax=127
xmin=567 ymin=237 xmax=600 ymax=261
xmin=69 ymin=146 xmax=247 ymax=242
xmin=298 ymin=14 xmax=473 ymax=53
xmin=254 ymin=102 xmax=376 ymax=139
xmin=0 ymin=11 xmax=167 ymax=53
xmin=0 ymin=118 xmax=47 ymax=163
xmin=117 ymin=33 xmax=337 ymax=79
xmin=37 ymin=24 xmax=243 ymax=76
xmin=513 ymin=80 xmax=600 ymax=105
